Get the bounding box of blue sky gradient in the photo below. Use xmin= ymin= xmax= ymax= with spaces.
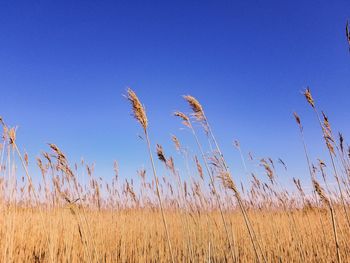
xmin=1 ymin=1 xmax=349 ymax=190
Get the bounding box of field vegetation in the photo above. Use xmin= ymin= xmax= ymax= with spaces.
xmin=0 ymin=86 xmax=350 ymax=262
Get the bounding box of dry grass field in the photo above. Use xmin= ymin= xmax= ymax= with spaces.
xmin=0 ymin=86 xmax=350 ymax=262
xmin=0 ymin=208 xmax=349 ymax=262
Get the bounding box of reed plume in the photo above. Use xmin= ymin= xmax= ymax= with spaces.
xmin=174 ymin=111 xmax=190 ymax=127
xmin=303 ymin=87 xmax=350 ymax=230
xmin=303 ymin=87 xmax=315 ymax=108
xmin=126 ymin=88 xmax=175 ymax=263
xmin=127 ymin=88 xmax=148 ymax=130
xmin=156 ymin=144 xmax=167 ymax=163
xmin=183 ymin=94 xmax=266 ymax=263
xmin=171 ymin=135 xmax=181 ymax=152
xmin=183 ymin=95 xmax=205 ymax=122
xmin=313 ymin=178 xmax=341 ymax=263
xmin=174 ymin=107 xmax=237 ymax=262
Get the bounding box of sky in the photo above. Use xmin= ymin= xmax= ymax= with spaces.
xmin=0 ymin=0 xmax=349 ymax=191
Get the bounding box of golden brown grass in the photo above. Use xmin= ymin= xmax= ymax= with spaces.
xmin=1 ymin=208 xmax=350 ymax=262
xmin=0 ymin=86 xmax=350 ymax=262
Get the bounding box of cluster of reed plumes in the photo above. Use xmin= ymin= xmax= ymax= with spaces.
xmin=0 ymin=87 xmax=350 ymax=262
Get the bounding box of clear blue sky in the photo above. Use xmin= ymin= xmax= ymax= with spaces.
xmin=1 ymin=1 xmax=349 ymax=190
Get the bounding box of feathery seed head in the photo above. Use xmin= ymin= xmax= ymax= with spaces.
xmin=293 ymin=177 xmax=303 ymax=193
xmin=325 ymin=137 xmax=335 ymax=155
xmin=49 ymin=143 xmax=67 ymax=163
xmin=8 ymin=127 xmax=16 ymax=145
xmin=166 ymin=157 xmax=175 ymax=174
xmin=218 ymin=171 xmax=238 ymax=194
xmin=312 ymin=179 xmax=329 ymax=205
xmin=137 ymin=169 xmax=146 ymax=180
xmin=174 ymin=111 xmax=190 ymax=127
xmin=183 ymin=95 xmax=205 ymax=121
xmin=303 ymin=87 xmax=315 ymax=108
xmin=194 ymin=156 xmax=204 ymax=180
xmin=24 ymin=152 xmax=29 ymax=166
xmin=321 ymin=111 xmax=332 ymax=135
xmin=293 ymin=112 xmax=302 ymax=129
xmin=156 ymin=144 xmax=167 ymax=163
xmin=126 ymin=88 xmax=148 ymax=130
xmin=171 ymin=135 xmax=181 ymax=151
xmin=260 ymin=159 xmax=274 ymax=183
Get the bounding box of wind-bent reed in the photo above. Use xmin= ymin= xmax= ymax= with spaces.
xmin=174 ymin=111 xmax=237 ymax=262
xmin=1 ymin=77 xmax=350 ymax=262
xmin=0 ymin=119 xmax=55 ymax=263
xmin=303 ymin=88 xmax=350 ymax=230
xmin=156 ymin=142 xmax=195 ymax=261
xmin=126 ymin=88 xmax=175 ymax=263
xmin=313 ymin=178 xmax=341 ymax=263
xmin=182 ymin=95 xmax=266 ymax=262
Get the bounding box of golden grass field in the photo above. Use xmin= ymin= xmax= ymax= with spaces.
xmin=1 ymin=86 xmax=350 ymax=263
xmin=0 ymin=208 xmax=349 ymax=262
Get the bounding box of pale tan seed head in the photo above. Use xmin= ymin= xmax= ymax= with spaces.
xmin=260 ymin=159 xmax=274 ymax=182
xmin=37 ymin=158 xmax=43 ymax=170
xmin=174 ymin=111 xmax=190 ymax=127
xmin=303 ymin=87 xmax=315 ymax=108
xmin=126 ymin=88 xmax=148 ymax=130
xmin=194 ymin=156 xmax=203 ymax=180
xmin=312 ymin=179 xmax=329 ymax=205
xmin=183 ymin=95 xmax=205 ymax=121
xmin=171 ymin=135 xmax=181 ymax=151
xmin=293 ymin=177 xmax=302 ymax=193
xmin=251 ymin=174 xmax=261 ymax=188
xmin=137 ymin=168 xmax=146 ymax=180
xmin=322 ymin=111 xmax=332 ymax=133
xmin=42 ymin=152 xmax=52 ymax=166
xmin=24 ymin=152 xmax=29 ymax=166
xmin=293 ymin=112 xmax=302 ymax=129
xmin=166 ymin=157 xmax=175 ymax=174
xmin=156 ymin=144 xmax=166 ymax=163
xmin=325 ymin=135 xmax=335 ymax=155
xmin=49 ymin=143 xmax=67 ymax=163
xmin=113 ymin=160 xmax=119 ymax=180
xmin=8 ymin=127 xmax=16 ymax=145
xmin=218 ymin=171 xmax=238 ymax=194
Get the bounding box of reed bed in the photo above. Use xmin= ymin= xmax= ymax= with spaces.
xmin=0 ymin=86 xmax=350 ymax=262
